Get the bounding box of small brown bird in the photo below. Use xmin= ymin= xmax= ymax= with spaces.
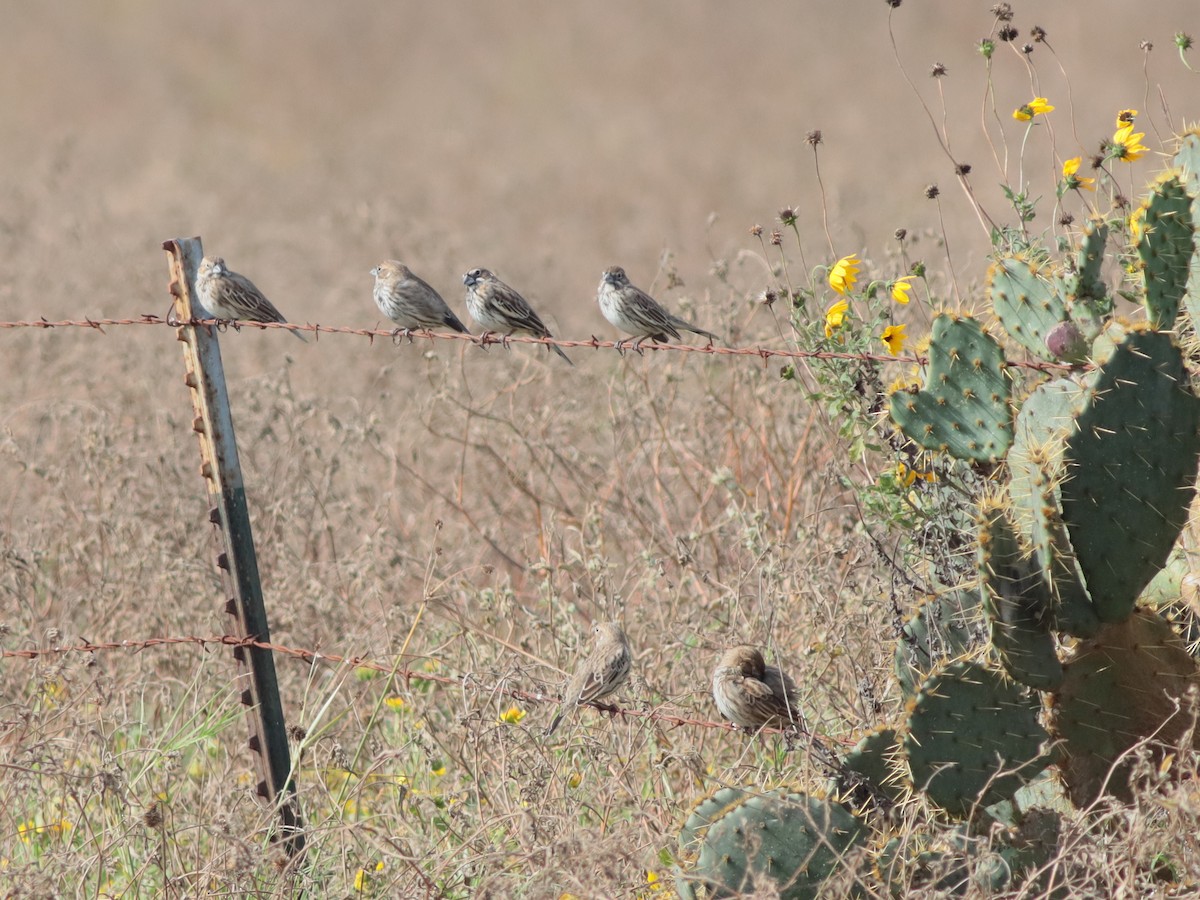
xmin=598 ymin=266 xmax=719 ymax=351
xmin=462 ymin=267 xmax=573 ymax=365
xmin=371 ymin=260 xmax=469 ymax=336
xmin=195 ymin=256 xmax=307 ymax=342
xmin=711 ymin=645 xmax=805 ymax=731
xmin=546 ymin=622 xmax=632 ymax=735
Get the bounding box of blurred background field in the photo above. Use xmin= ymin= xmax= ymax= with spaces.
xmin=2 ymin=2 xmax=1199 ymax=895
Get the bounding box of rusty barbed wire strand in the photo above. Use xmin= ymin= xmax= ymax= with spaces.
xmin=2 ymin=633 xmax=844 ymax=741
xmin=0 ymin=314 xmax=1082 ymax=373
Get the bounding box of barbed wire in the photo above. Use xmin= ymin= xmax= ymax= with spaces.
xmin=0 ymin=314 xmax=1081 ymax=373
xmin=2 ymin=633 xmax=840 ymax=740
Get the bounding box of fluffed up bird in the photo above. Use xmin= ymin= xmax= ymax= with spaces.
xmin=463 ymin=267 xmax=573 ymax=365
xmin=546 ymin=622 xmax=632 ymax=735
xmin=712 ymin=645 xmax=805 ymax=732
xmin=598 ymin=266 xmax=719 ymax=351
xmin=371 ymin=260 xmax=469 ymax=338
xmin=195 ymin=256 xmax=307 ymax=342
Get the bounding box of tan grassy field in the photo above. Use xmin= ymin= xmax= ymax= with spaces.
xmin=3 ymin=2 xmax=1200 ymax=896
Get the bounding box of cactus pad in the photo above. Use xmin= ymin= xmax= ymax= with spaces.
xmin=1006 ymin=378 xmax=1100 ymax=637
xmin=904 ymin=660 xmax=1050 ymax=818
xmin=840 ymin=726 xmax=906 ymax=805
xmin=1049 ymin=610 xmax=1200 ymax=807
xmin=679 ymin=789 xmax=867 ymax=899
xmin=889 ymin=315 xmax=1013 ymax=462
xmin=894 ymin=589 xmax=983 ymax=699
xmin=988 ymin=256 xmax=1069 ymax=360
xmin=1138 ymin=174 xmax=1195 ymax=329
xmin=1065 ymin=220 xmax=1111 ymax=334
xmin=978 ymin=500 xmax=1064 ymax=690
xmin=1061 ymin=329 xmax=1200 ymax=622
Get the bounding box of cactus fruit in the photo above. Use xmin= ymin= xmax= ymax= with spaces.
xmin=978 ymin=500 xmax=1064 ymax=691
xmin=1060 ymin=329 xmax=1200 ymax=622
xmin=1049 ymin=610 xmax=1200 ymax=807
xmin=894 ymin=589 xmax=983 ymax=700
xmin=1137 ymin=174 xmax=1195 ymax=329
xmin=904 ymin=659 xmax=1051 ymax=818
xmin=676 ymin=789 xmax=867 ymax=900
xmin=987 ymin=256 xmax=1069 ymax=360
xmin=889 ymin=315 xmax=1013 ymax=462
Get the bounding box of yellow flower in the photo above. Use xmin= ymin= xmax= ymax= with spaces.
xmin=498 ymin=705 xmax=526 ymax=725
xmin=645 ymin=870 xmax=664 ymax=891
xmin=1116 ymin=108 xmax=1138 ymax=128
xmin=1112 ymin=123 xmax=1149 ymax=162
xmin=891 ymin=277 xmax=914 ymax=305
xmin=1061 ymin=157 xmax=1095 ymax=191
xmin=1130 ymin=205 xmax=1147 ymax=242
xmin=384 ymin=696 xmax=406 ymax=711
xmin=567 ymin=772 xmax=583 ymax=789
xmin=1013 ymin=97 xmax=1055 ymax=121
xmin=828 ymin=254 xmax=861 ymax=295
xmin=430 ymin=762 xmax=446 ymax=777
xmin=881 ymin=323 xmax=907 ymax=355
xmin=824 ymin=300 xmax=849 ymax=338
xmin=893 ymin=462 xmax=935 ymax=487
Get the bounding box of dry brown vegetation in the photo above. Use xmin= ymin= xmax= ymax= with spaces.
xmin=4 ymin=2 xmax=1200 ymax=897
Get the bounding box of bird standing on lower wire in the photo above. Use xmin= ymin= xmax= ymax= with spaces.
xmin=371 ymin=260 xmax=470 ymax=338
xmin=598 ymin=266 xmax=719 ymax=352
xmin=462 ymin=267 xmax=573 ymax=365
xmin=194 ymin=256 xmax=307 ymax=342
xmin=546 ymin=622 xmax=632 ymax=735
xmin=711 ymin=645 xmax=805 ymax=732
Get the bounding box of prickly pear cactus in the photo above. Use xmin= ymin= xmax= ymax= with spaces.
xmin=1174 ymin=129 xmax=1200 ymax=326
xmin=978 ymin=499 xmax=1064 ymax=691
xmin=1064 ymin=220 xmax=1110 ymax=334
xmin=1137 ymin=173 xmax=1195 ymax=329
xmin=903 ymin=659 xmax=1051 ymax=818
xmin=987 ymin=256 xmax=1068 ymax=360
xmin=1049 ymin=610 xmax=1200 ymax=807
xmin=889 ymin=315 xmax=1013 ymax=462
xmin=1060 ymin=329 xmax=1200 ymax=622
xmin=894 ymin=589 xmax=983 ymax=700
xmin=1005 ymin=378 xmax=1099 ymax=638
xmin=840 ymin=726 xmax=906 ymax=805
xmin=675 ymin=789 xmax=867 ymax=899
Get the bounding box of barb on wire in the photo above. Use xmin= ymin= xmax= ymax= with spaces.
xmin=0 ymin=314 xmax=1083 ymax=373
xmin=1 ymin=633 xmax=842 ymax=740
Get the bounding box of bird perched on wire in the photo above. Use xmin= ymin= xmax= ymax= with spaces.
xmin=546 ymin=622 xmax=632 ymax=735
xmin=598 ymin=266 xmax=719 ymax=351
xmin=711 ymin=645 xmax=805 ymax=732
xmin=462 ymin=267 xmax=573 ymax=365
xmin=194 ymin=256 xmax=307 ymax=342
xmin=370 ymin=260 xmax=469 ymax=338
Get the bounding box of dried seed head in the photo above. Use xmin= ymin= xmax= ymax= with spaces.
xmin=930 ymin=62 xmax=948 ymax=77
xmin=805 ymin=130 xmax=823 ymax=146
xmin=924 ymin=184 xmax=940 ymax=200
xmin=999 ymin=25 xmax=1019 ymax=42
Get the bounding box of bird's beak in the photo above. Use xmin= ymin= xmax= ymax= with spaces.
xmin=370 ymin=267 xmax=378 ymax=277
xmin=462 ymin=273 xmax=475 ymax=286
xmin=603 ymin=271 xmax=616 ymax=285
